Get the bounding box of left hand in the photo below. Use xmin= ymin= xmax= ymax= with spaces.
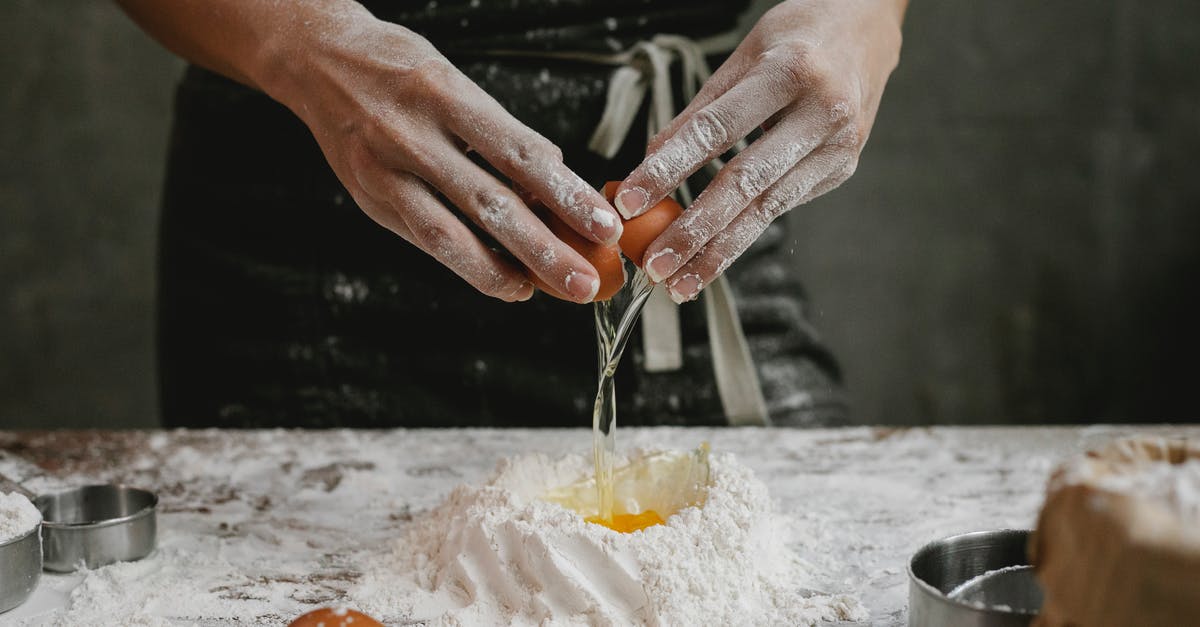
xmin=612 ymin=0 xmax=906 ymax=303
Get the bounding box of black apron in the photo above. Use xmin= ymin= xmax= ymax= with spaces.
xmin=157 ymin=0 xmax=848 ymax=428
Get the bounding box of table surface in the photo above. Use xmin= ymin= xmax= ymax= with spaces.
xmin=1 ymin=425 xmax=1196 ymax=626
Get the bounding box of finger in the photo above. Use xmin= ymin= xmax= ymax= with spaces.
xmin=646 ymin=54 xmax=751 ymax=155
xmin=613 ymin=58 xmax=809 ymax=220
xmin=797 ymin=157 xmax=858 ymax=205
xmin=663 ymin=147 xmax=853 ymax=304
xmin=641 ymin=109 xmax=833 ymax=283
xmin=399 ymin=136 xmax=603 ymax=304
xmin=397 ymin=179 xmax=539 ymax=303
xmin=324 ymin=148 xmax=421 ymax=244
xmin=440 ymin=81 xmax=623 ymax=246
xmin=349 ymin=151 xmax=536 ymax=303
xmin=342 ymin=179 xmax=419 ymax=245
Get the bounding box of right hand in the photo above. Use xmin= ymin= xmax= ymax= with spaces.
xmin=259 ymin=9 xmax=623 ymax=303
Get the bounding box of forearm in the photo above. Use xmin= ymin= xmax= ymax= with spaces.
xmin=118 ymin=0 xmax=621 ymax=303
xmin=115 ymin=0 xmax=372 ymax=93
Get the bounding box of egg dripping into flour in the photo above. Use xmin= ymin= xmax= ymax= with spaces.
xmin=524 ymin=181 xmax=689 ymax=533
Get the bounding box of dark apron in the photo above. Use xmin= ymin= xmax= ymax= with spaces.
xmin=157 ymin=1 xmax=848 ymax=428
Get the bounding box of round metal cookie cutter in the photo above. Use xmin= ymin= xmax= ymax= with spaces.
xmin=908 ymin=529 xmax=1043 ymax=627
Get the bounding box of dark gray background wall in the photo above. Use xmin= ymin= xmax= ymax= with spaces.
xmin=1 ymin=2 xmax=1197 ymax=428
xmin=2 ymin=3 xmax=180 ymax=428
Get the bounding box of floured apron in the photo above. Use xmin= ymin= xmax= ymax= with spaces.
xmin=157 ymin=6 xmax=846 ymax=428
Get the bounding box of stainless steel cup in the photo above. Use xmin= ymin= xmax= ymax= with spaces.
xmin=35 ymin=484 xmax=158 ymax=572
xmin=0 ymin=525 xmax=42 ymax=614
xmin=908 ymin=529 xmax=1041 ymax=627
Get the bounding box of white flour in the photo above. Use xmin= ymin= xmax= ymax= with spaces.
xmin=1056 ymin=437 xmax=1200 ymax=522
xmin=8 ymin=426 xmax=1164 ymax=625
xmin=350 ymin=449 xmax=866 ymax=626
xmin=1091 ymin=458 xmax=1200 ymax=521
xmin=0 ymin=491 xmax=41 ymax=544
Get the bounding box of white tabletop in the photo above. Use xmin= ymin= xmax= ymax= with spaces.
xmin=1 ymin=425 xmax=1195 ymax=625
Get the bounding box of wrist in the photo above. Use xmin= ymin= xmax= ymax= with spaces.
xmin=250 ymin=1 xmax=381 ymax=106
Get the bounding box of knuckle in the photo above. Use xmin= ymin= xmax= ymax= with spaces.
xmin=760 ymin=186 xmax=801 ymax=221
xmin=476 ymin=270 xmax=515 ymax=298
xmin=720 ymin=157 xmax=780 ymax=204
xmin=829 ymin=122 xmax=864 ymax=150
xmin=416 ymin=221 xmax=456 ymax=257
xmin=472 ymin=189 xmax=514 ymax=230
xmin=688 ymin=108 xmax=733 ymax=153
xmin=816 ymin=89 xmax=857 ymax=123
xmin=676 ymin=211 xmax=722 ymax=251
xmin=510 ymin=135 xmax=562 ymax=168
xmin=404 ymin=60 xmax=456 ymax=94
xmin=763 ymin=40 xmax=817 ymax=87
xmin=379 ymin=127 xmax=419 ymax=162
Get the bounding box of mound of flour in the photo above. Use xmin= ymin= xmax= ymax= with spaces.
xmin=351 ymin=450 xmax=866 ymax=626
xmin=0 ymin=491 xmax=41 ymax=544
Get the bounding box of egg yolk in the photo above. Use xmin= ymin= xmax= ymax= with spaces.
xmin=585 ymin=510 xmax=666 ymax=533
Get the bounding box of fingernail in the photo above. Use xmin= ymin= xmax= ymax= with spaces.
xmin=615 ymin=186 xmax=648 ymax=219
xmin=565 ymin=271 xmax=600 ymax=303
xmin=667 ymin=273 xmax=702 ymax=304
xmin=505 ymin=281 xmax=535 ymax=302
xmin=645 ymin=248 xmax=680 ymax=283
xmin=592 ymin=207 xmax=623 ymax=245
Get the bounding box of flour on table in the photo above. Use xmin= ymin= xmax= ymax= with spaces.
xmin=0 ymin=491 xmax=41 ymax=544
xmin=1089 ymin=457 xmax=1200 ymax=521
xmin=350 ymin=449 xmax=867 ymax=626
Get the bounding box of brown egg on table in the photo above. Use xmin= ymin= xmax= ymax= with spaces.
xmin=602 ymin=181 xmax=685 ymax=268
xmin=288 ymin=607 xmax=384 ymax=627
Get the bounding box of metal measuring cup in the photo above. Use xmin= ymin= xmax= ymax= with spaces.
xmin=37 ymin=484 xmax=158 ymax=572
xmin=0 ymin=518 xmax=41 ymax=614
xmin=1 ymin=475 xmax=158 ymax=573
xmin=908 ymin=529 xmax=1043 ymax=626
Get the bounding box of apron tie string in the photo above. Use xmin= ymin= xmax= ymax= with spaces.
xmin=477 ymin=35 xmax=769 ymax=426
xmin=587 ymin=35 xmax=769 ymax=427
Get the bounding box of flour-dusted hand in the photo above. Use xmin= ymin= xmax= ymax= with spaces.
xmin=265 ymin=10 xmax=621 ymax=303
xmin=612 ymin=0 xmax=906 ymax=303
xmin=119 ymin=0 xmax=622 ymax=304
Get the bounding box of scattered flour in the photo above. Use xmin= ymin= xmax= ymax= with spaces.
xmin=1090 ymin=458 xmax=1200 ymax=521
xmin=350 ymin=450 xmax=867 ymax=626
xmin=8 ymin=426 xmax=1149 ymax=624
xmin=1056 ymin=438 xmax=1200 ymax=522
xmin=0 ymin=491 xmax=41 ymax=544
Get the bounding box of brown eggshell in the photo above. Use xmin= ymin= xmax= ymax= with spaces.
xmin=528 ymin=209 xmax=625 ymax=302
xmin=512 ymin=182 xmax=625 ymax=302
xmin=618 ymin=198 xmax=684 ymax=268
xmin=602 ymin=181 xmax=686 ymax=268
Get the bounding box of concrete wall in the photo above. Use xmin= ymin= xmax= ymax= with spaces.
xmin=1 ymin=3 xmax=181 ymax=428
xmin=1 ymin=1 xmax=1197 ymax=427
xmin=796 ymin=0 xmax=1200 ymax=424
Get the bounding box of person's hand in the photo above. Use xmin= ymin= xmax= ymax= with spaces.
xmin=612 ymin=0 xmax=905 ymax=303
xmin=262 ymin=9 xmax=623 ymax=303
